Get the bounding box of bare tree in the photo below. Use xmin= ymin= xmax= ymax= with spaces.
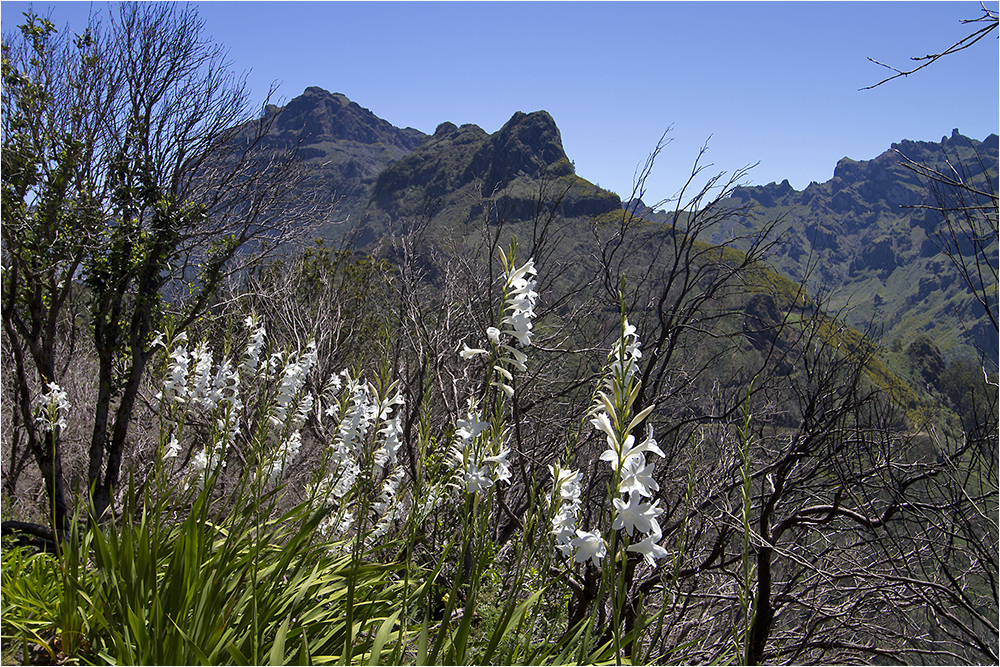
xmin=896 ymin=146 xmax=998 ymax=349
xmin=862 ymin=3 xmax=998 ymax=90
xmin=2 ymin=3 xmax=315 ymax=530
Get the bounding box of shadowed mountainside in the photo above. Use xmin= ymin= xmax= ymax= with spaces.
xmin=718 ymin=129 xmax=998 ymax=362
xmin=259 ymin=87 xmax=428 ymax=229
xmin=260 ymin=87 xmax=996 ymax=365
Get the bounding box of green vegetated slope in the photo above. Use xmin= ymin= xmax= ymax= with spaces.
xmin=361 ymin=110 xmax=621 ymax=244
xmin=260 ymin=87 xmax=991 ymax=413
xmin=719 ymin=129 xmax=998 ymax=363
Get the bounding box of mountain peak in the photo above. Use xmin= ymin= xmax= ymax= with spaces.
xmin=272 ymin=87 xmax=425 ymax=149
xmin=727 ymin=131 xmax=998 ymax=362
xmin=467 ymin=110 xmax=573 ymax=194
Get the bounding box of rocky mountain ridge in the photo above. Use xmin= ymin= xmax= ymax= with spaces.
xmin=260 ymin=86 xmax=997 ymax=362
xmin=723 ymin=129 xmax=997 ymax=361
xmin=259 ymin=87 xmax=428 ymax=225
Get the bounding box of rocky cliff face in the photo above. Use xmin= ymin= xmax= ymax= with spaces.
xmin=729 ymin=130 xmax=997 ymax=281
xmin=465 ymin=111 xmax=574 ymax=194
xmin=364 ymin=108 xmax=620 ymax=241
xmin=260 ymin=87 xmax=428 ymax=224
xmin=271 ymin=87 xmax=425 ymax=154
xmin=259 ymin=87 xmax=621 ymax=245
xmin=725 ymin=130 xmax=998 ymax=361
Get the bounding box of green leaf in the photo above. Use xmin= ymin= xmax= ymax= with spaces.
xmin=367 ymin=609 xmax=402 ymax=666
xmin=269 ymin=614 xmax=291 ymax=666
xmin=482 ymin=588 xmax=544 ymax=664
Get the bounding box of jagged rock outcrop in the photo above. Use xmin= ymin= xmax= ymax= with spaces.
xmin=366 ymin=109 xmax=620 ymax=236
xmin=465 ymin=111 xmax=574 ymax=194
xmin=270 ymin=87 xmax=425 ymax=155
xmin=259 ymin=87 xmax=428 ymax=225
xmin=727 ymin=130 xmax=998 ymax=362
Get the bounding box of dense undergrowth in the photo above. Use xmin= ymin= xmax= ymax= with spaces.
xmin=3 ymin=5 xmax=995 ymax=663
xmin=3 ymin=234 xmax=995 ymax=666
xmin=1 ymin=244 xmax=708 ymax=664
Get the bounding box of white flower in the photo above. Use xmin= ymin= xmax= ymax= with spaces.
xmin=264 ymin=430 xmax=302 ymax=484
xmin=628 ymin=531 xmax=668 ymax=566
xmin=451 ymin=440 xmax=503 ymax=495
xmin=188 ymin=448 xmax=213 ymax=490
xmin=375 ymin=410 xmax=403 ymax=470
xmin=334 ymin=459 xmax=360 ymax=498
xmin=162 ymin=345 xmax=190 ymax=404
xmin=462 ymin=460 xmax=494 ymax=495
xmin=599 ymin=428 xmax=665 ymax=472
xmin=372 ymin=466 xmax=405 ymax=516
xmin=552 ymin=505 xmax=578 ymax=531
xmin=484 ymin=447 xmax=512 ymax=484
xmin=492 ymin=379 xmax=515 ymax=398
xmin=291 ymin=392 xmax=315 ymax=430
xmin=549 ymin=464 xmax=584 ymax=555
xmin=211 ymin=357 xmax=240 ymax=410
xmin=486 ymin=327 xmax=501 ymax=345
xmin=570 ymin=530 xmax=607 ymax=565
xmin=36 ymin=382 xmax=70 ymax=432
xmin=590 ymin=410 xmax=617 ymax=443
xmin=499 ymin=258 xmax=538 ymax=348
xmin=241 ymin=316 xmax=267 ymax=376
xmin=320 ymin=509 xmax=355 ymax=541
xmin=551 ymin=502 xmax=580 ymax=556
xmin=550 ymin=465 xmax=583 ymax=501
xmin=456 ymin=401 xmax=489 ymax=443
xmin=272 ymin=341 xmax=317 ymax=427
xmin=335 ymin=377 xmax=376 ymax=454
xmin=499 ymin=345 xmax=528 ymax=372
xmin=618 ymin=453 xmax=660 ymax=497
xmin=326 ymin=370 xmax=344 ymax=396
xmin=164 ymin=434 xmax=182 ymax=459
xmin=612 ymin=491 xmax=663 ymax=536
xmin=460 ymin=342 xmax=488 ymax=359
xmin=371 ymin=466 xmax=406 ymax=540
xmin=608 ymin=318 xmax=642 ymax=384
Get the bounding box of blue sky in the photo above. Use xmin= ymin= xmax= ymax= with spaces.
xmin=3 ymin=2 xmax=997 ymax=203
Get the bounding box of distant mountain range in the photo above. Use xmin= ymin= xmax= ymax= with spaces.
xmin=258 ymin=86 xmax=998 ymax=363
xmin=723 ymin=129 xmax=997 ymax=362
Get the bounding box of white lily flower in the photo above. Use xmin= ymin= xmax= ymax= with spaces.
xmin=163 ymin=345 xmax=190 ymax=404
xmin=164 ymin=434 xmax=182 ymax=459
xmin=570 ymin=530 xmax=607 ymax=565
xmin=456 ymin=401 xmax=488 ymax=443
xmin=462 ymin=461 xmax=494 ymax=494
xmin=241 ymin=316 xmax=266 ymax=376
xmin=612 ymin=491 xmax=664 ymax=536
xmin=36 ymin=382 xmax=70 ymax=432
xmin=590 ymin=411 xmax=618 ymax=442
xmin=618 ymin=453 xmax=660 ymax=497
xmin=628 ymin=531 xmax=669 ymax=566
xmin=484 ymin=447 xmax=512 ymax=484
xmin=600 ymin=427 xmax=665 ymax=472
xmin=550 ymin=464 xmax=583 ymax=501
xmin=460 ymin=342 xmax=488 ymax=359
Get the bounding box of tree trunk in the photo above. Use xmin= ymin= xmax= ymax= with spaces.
xmin=746 ymin=545 xmax=774 ymax=666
